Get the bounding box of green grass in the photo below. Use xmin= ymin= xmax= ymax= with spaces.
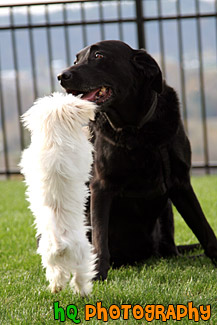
xmin=0 ymin=177 xmax=217 ymax=324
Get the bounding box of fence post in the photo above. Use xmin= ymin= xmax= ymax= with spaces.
xmin=135 ymin=0 xmax=146 ymax=49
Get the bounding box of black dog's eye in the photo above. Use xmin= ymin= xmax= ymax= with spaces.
xmin=74 ymin=60 xmax=77 ymax=65
xmin=95 ymin=52 xmax=103 ymax=59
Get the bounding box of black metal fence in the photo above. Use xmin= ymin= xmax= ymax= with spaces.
xmin=0 ymin=0 xmax=217 ymax=177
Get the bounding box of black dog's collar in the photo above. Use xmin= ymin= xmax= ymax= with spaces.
xmin=102 ymin=91 xmax=158 ymax=133
xmin=137 ymin=91 xmax=158 ymax=128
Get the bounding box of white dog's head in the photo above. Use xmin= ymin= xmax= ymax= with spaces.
xmin=21 ymin=93 xmax=96 ymax=135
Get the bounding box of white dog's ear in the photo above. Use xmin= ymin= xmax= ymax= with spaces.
xmin=20 ymin=104 xmax=40 ymax=132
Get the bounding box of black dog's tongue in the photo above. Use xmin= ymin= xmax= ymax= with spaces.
xmin=82 ymin=88 xmax=101 ymax=102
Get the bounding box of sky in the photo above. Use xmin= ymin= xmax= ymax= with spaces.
xmin=0 ymin=0 xmax=216 ymax=4
xmin=0 ymin=0 xmax=64 ymax=4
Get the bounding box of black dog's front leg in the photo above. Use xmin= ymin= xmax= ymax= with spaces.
xmin=170 ymin=183 xmax=217 ymax=265
xmin=90 ymin=182 xmax=113 ymax=280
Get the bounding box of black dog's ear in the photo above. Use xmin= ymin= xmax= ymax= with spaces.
xmin=132 ymin=49 xmax=163 ymax=94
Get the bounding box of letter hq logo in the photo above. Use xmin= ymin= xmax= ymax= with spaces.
xmin=53 ymin=301 xmax=211 ymax=322
xmin=53 ymin=302 xmax=81 ymax=323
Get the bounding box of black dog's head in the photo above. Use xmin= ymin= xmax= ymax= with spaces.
xmin=58 ymin=40 xmax=162 ymax=125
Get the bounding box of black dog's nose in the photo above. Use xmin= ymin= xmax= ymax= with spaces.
xmin=57 ymin=71 xmax=72 ymax=81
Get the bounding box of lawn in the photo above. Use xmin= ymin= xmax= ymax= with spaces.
xmin=0 ymin=177 xmax=217 ymax=324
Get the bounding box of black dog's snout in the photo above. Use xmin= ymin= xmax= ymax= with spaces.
xmin=57 ymin=71 xmax=72 ymax=81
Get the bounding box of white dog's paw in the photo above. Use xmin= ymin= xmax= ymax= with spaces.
xmin=50 ymin=282 xmax=63 ymax=294
xmin=70 ymin=277 xmax=93 ymax=297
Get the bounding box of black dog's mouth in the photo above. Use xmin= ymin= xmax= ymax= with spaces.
xmin=66 ymin=86 xmax=112 ymax=104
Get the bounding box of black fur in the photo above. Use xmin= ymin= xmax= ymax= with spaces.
xmin=58 ymin=40 xmax=217 ymax=280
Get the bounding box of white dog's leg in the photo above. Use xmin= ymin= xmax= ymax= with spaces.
xmin=69 ymin=235 xmax=97 ymax=297
xmin=46 ymin=261 xmax=70 ymax=294
xmin=37 ymin=225 xmax=71 ymax=293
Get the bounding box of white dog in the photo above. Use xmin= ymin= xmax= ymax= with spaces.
xmin=20 ymin=93 xmax=97 ymax=296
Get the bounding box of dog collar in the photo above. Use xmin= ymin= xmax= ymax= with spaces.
xmin=137 ymin=91 xmax=158 ymax=128
xmin=102 ymin=91 xmax=158 ymax=133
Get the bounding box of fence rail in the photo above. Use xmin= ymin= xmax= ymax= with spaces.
xmin=0 ymin=0 xmax=217 ymax=177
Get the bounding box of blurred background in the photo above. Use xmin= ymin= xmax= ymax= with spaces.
xmin=0 ymin=0 xmax=216 ymax=177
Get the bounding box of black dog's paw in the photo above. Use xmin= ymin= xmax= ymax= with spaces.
xmin=210 ymin=256 xmax=217 ymax=267
xmin=94 ymin=272 xmax=108 ymax=281
xmin=94 ymin=260 xmax=110 ymax=281
xmin=205 ymin=247 xmax=217 ymax=267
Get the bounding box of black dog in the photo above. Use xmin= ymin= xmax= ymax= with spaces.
xmin=58 ymin=40 xmax=217 ymax=280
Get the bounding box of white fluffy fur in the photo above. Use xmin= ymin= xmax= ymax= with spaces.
xmin=20 ymin=92 xmax=97 ymax=296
